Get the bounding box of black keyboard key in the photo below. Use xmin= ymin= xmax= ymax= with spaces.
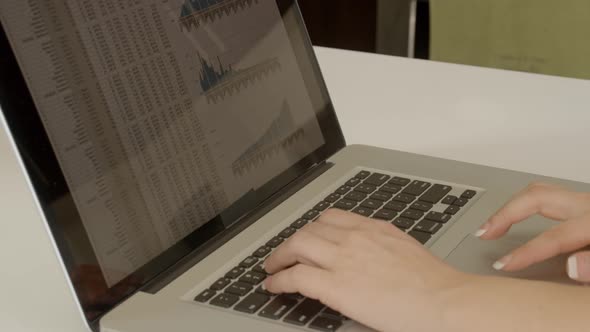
xmin=445 ymin=205 xmax=460 ymax=215
xmin=259 ymin=295 xmax=299 ymax=320
xmin=210 ymin=278 xmax=231 ymax=291
xmin=225 ymin=282 xmax=253 ymax=296
xmin=279 ymin=227 xmax=297 ymax=239
xmin=453 ymin=198 xmax=469 ymax=207
xmin=303 ymin=210 xmax=320 ymax=220
xmin=345 ymin=191 xmax=368 ymax=202
xmin=240 ymin=271 xmax=266 ymax=285
xmin=381 ymin=184 xmax=402 ymax=194
xmin=403 ymin=180 xmax=432 ymax=196
xmin=253 ymin=246 xmax=272 ymax=258
xmin=284 ymin=299 xmax=325 ymax=326
xmin=314 ymin=201 xmax=332 ymax=212
xmin=393 ymin=193 xmax=415 ymax=204
xmin=210 ymin=293 xmax=240 ymax=308
xmin=345 ymin=177 xmax=362 ymax=187
xmin=310 ymin=316 xmax=343 ymax=332
xmin=373 ymin=209 xmax=397 ymax=221
xmin=291 ymin=218 xmax=309 ymax=229
xmin=225 ymin=266 xmax=246 ymax=279
xmin=419 ymin=184 xmax=452 ymax=204
xmin=352 ymin=207 xmax=374 ymax=217
xmin=252 ymin=262 xmax=267 ymax=274
xmin=442 ymin=195 xmax=458 ymax=205
xmin=325 ymin=193 xmax=341 ymax=203
xmin=389 ymin=177 xmax=411 ymax=186
xmin=401 ymin=209 xmax=424 ymax=220
xmin=393 ymin=217 xmax=415 ymax=230
xmin=364 ymin=173 xmax=390 ymax=186
xmin=335 ymin=186 xmax=352 ymax=195
xmin=383 ymin=201 xmax=407 ymax=212
xmin=334 ymin=199 xmax=357 ymax=211
xmin=285 ymin=293 xmax=305 ymax=300
xmin=256 ymin=286 xmax=274 ymax=296
xmin=266 ymin=236 xmax=284 ymax=248
xmin=425 ymin=211 xmax=452 ymax=224
xmin=461 ymin=190 xmax=477 ymax=199
xmin=414 ymin=220 xmax=443 ymax=234
xmin=234 ymin=293 xmax=271 ymax=314
xmin=355 ymin=171 xmax=371 ymax=179
xmin=194 ymin=289 xmax=217 ymax=303
xmin=360 ymin=199 xmax=383 ymax=210
xmin=354 ymin=184 xmax=377 ymax=194
xmin=240 ymin=256 xmax=259 ymax=268
xmin=409 ymin=230 xmax=431 ymax=245
xmin=411 ymin=201 xmax=434 ymax=212
xmin=370 ymin=191 xmax=393 ymax=201
xmin=321 ymin=307 xmax=346 ymax=320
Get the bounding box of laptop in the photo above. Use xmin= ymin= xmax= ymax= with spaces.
xmin=1 ymin=1 xmax=588 ymax=331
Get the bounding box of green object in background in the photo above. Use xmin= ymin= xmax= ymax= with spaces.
xmin=429 ymin=0 xmax=590 ymax=80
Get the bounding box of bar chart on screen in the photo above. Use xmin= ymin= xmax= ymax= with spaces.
xmin=198 ymin=54 xmax=282 ymax=103
xmin=231 ymin=101 xmax=306 ymax=177
xmin=170 ymin=0 xmax=326 ymax=200
xmin=179 ymin=0 xmax=260 ymax=32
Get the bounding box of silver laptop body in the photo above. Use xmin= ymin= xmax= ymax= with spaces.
xmin=1 ymin=1 xmax=587 ymax=332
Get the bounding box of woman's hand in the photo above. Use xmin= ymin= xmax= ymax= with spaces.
xmin=476 ymin=182 xmax=590 ymax=282
xmin=263 ymin=209 xmax=472 ymax=332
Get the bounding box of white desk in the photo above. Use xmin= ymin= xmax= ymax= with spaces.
xmin=315 ymin=46 xmax=590 ymax=184
xmin=4 ymin=48 xmax=590 ymax=332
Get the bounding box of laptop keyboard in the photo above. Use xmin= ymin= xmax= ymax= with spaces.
xmin=193 ymin=170 xmax=479 ymax=331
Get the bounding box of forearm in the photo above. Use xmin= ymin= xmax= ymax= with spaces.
xmin=441 ymin=276 xmax=590 ymax=332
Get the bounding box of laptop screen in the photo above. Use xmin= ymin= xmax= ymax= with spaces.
xmin=0 ymin=0 xmax=344 ymax=325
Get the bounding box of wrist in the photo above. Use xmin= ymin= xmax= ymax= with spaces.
xmin=432 ymin=271 xmax=484 ymax=332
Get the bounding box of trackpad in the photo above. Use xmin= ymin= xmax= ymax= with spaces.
xmin=445 ymin=235 xmax=576 ymax=285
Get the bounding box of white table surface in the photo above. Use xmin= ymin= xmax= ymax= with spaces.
xmin=4 ymin=47 xmax=590 ymax=332
xmin=314 ymin=46 xmax=590 ymax=184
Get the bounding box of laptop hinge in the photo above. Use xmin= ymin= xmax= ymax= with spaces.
xmin=141 ymin=160 xmax=334 ymax=294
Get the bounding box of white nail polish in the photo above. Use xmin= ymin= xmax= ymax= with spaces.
xmin=493 ymin=255 xmax=511 ymax=271
xmin=493 ymin=261 xmax=506 ymax=271
xmin=568 ymin=256 xmax=579 ymax=280
xmin=474 ymin=229 xmax=487 ymax=238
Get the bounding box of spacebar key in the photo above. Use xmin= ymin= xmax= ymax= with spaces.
xmin=259 ymin=295 xmax=298 ymax=320
xmin=234 ymin=293 xmax=270 ymax=314
xmin=310 ymin=316 xmax=343 ymax=332
xmin=284 ymin=298 xmax=325 ymax=326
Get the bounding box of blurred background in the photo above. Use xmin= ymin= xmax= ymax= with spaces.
xmin=298 ymin=0 xmax=590 ymax=80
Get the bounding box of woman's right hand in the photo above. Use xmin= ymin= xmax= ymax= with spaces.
xmin=476 ymin=182 xmax=590 ymax=282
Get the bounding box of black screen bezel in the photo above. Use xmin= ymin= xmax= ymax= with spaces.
xmin=0 ymin=0 xmax=345 ymax=328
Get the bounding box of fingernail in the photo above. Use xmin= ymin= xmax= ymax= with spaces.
xmin=474 ymin=223 xmax=490 ymax=238
xmin=261 ymin=277 xmax=270 ymax=291
xmin=567 ymin=256 xmax=579 ymax=280
xmin=493 ymin=255 xmax=512 ymax=271
xmin=474 ymin=229 xmax=487 ymax=238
